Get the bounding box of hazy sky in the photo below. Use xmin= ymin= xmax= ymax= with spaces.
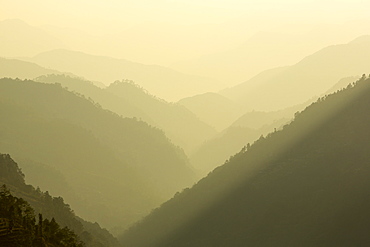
xmin=2 ymin=0 xmax=370 ymax=34
xmin=1 ymin=0 xmax=370 ymax=73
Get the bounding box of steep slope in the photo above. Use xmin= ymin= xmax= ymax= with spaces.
xmin=24 ymin=49 xmax=221 ymax=101
xmin=0 ymin=57 xmax=215 ymax=155
xmin=35 ymin=74 xmax=149 ymax=122
xmin=0 ymin=187 xmax=84 ymax=247
xmin=35 ymin=75 xmax=216 ymax=154
xmin=0 ymin=78 xmax=196 ymax=231
xmin=191 ymin=118 xmax=289 ymax=176
xmin=120 ymin=76 xmax=370 ymax=246
xmin=35 ymin=75 xmax=216 ymax=153
xmin=231 ymin=103 xmax=306 ymax=129
xmin=189 ymin=103 xmax=308 ymax=175
xmin=325 ymin=76 xmax=359 ymax=95
xmin=221 ymin=36 xmax=370 ymax=111
xmin=0 ymin=153 xmax=120 ymax=247
xmin=106 ymin=80 xmax=216 ymax=153
xmin=178 ymin=92 xmax=245 ymax=131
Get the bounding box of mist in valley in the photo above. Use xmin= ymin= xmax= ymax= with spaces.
xmin=1 ymin=1 xmax=370 ymax=246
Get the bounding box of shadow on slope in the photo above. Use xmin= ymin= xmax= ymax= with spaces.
xmin=121 ymin=76 xmax=370 ymax=247
xmin=0 ymin=78 xmax=196 ymax=231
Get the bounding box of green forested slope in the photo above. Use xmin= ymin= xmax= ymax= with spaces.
xmin=0 ymin=153 xmax=120 ymax=247
xmin=35 ymin=74 xmax=149 ymax=121
xmin=121 ymin=76 xmax=370 ymax=247
xmin=106 ymin=80 xmax=216 ymax=153
xmin=190 ymin=118 xmax=289 ymax=176
xmin=35 ymin=75 xmax=216 ymax=154
xmin=0 ymin=78 xmax=195 ymax=230
xmin=1 ymin=58 xmax=216 ymax=154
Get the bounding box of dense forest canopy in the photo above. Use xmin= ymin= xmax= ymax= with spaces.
xmin=0 ymin=184 xmax=84 ymax=247
xmin=120 ymin=76 xmax=370 ymax=247
xmin=0 ymin=153 xmax=121 ymax=247
xmin=0 ymin=154 xmax=119 ymax=247
xmin=0 ymin=78 xmax=196 ymax=231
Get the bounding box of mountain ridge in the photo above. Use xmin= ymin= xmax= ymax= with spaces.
xmin=0 ymin=78 xmax=196 ymax=231
xmin=220 ymin=37 xmax=370 ymax=111
xmin=0 ymin=153 xmax=121 ymax=247
xmin=23 ymin=48 xmax=222 ymax=101
xmin=120 ymin=76 xmax=370 ymax=246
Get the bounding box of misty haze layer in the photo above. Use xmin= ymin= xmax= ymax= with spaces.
xmin=1 ymin=1 xmax=370 ymax=246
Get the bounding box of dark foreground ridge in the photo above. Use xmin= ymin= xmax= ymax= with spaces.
xmin=0 ymin=153 xmax=121 ymax=247
xmin=121 ymin=76 xmax=370 ymax=246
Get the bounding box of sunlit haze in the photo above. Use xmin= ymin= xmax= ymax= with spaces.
xmin=1 ymin=1 xmax=370 ymax=246
xmin=2 ymin=0 xmax=370 ymax=66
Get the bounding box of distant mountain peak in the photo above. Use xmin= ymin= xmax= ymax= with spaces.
xmin=349 ymin=35 xmax=370 ymax=44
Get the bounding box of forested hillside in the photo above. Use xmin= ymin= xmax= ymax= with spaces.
xmin=121 ymin=76 xmax=370 ymax=246
xmin=2 ymin=2 xmax=370 ymax=246
xmin=191 ymin=118 xmax=289 ymax=175
xmin=0 ymin=78 xmax=196 ymax=231
xmin=35 ymin=74 xmax=216 ymax=154
xmin=106 ymin=80 xmax=216 ymax=153
xmin=35 ymin=74 xmax=149 ymax=122
xmin=189 ymin=102 xmax=307 ymax=175
xmin=0 ymin=153 xmax=120 ymax=247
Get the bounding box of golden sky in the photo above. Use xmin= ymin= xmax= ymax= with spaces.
xmin=2 ymin=0 xmax=370 ymax=34
xmin=1 ymin=0 xmax=370 ymax=71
